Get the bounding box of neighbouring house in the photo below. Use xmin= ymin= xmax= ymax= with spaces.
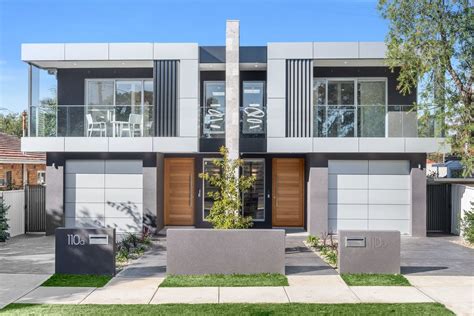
xmin=20 ymin=21 xmax=448 ymax=237
xmin=0 ymin=132 xmax=45 ymax=190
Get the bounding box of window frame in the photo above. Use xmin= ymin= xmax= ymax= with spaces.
xmin=202 ymin=81 xmax=226 ymax=137
xmin=313 ymin=77 xmax=388 ymax=137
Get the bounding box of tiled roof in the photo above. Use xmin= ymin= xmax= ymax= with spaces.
xmin=0 ymin=133 xmax=45 ymax=163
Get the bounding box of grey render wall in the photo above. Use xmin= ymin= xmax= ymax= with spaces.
xmin=155 ymin=153 xmax=165 ymax=232
xmin=411 ymin=168 xmax=427 ymax=236
xmin=307 ymin=167 xmax=328 ymax=235
xmin=45 ymin=159 xmax=64 ymax=235
xmin=167 ymin=229 xmax=285 ymax=275
xmin=143 ymin=163 xmax=158 ymax=233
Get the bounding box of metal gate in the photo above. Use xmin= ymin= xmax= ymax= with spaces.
xmin=25 ymin=185 xmax=46 ymax=232
xmin=427 ymin=183 xmax=451 ymax=233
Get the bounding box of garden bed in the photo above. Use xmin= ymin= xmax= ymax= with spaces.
xmin=115 ymin=232 xmax=153 ymax=272
xmin=160 ymin=273 xmax=288 ymax=287
xmin=304 ymin=234 xmax=338 ymax=269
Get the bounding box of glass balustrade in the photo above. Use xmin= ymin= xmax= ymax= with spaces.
xmin=28 ymin=105 xmax=154 ymax=137
xmin=313 ymin=104 xmax=440 ymax=138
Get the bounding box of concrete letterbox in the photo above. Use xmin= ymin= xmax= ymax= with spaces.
xmin=55 ymin=228 xmax=116 ymax=275
xmin=338 ymin=230 xmax=400 ymax=274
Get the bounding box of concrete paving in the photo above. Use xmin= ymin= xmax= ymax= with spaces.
xmin=406 ymin=275 xmax=474 ymax=316
xmin=350 ymin=286 xmax=434 ymax=303
xmin=151 ymin=287 xmax=218 ymax=304
xmin=285 ymin=286 xmax=359 ymax=303
xmin=285 ymin=236 xmax=336 ymax=275
xmin=401 ymin=236 xmax=474 ymax=276
xmin=17 ymin=287 xmax=95 ymax=304
xmin=81 ymin=277 xmax=163 ymax=304
xmin=0 ymin=235 xmax=54 ymax=309
xmin=0 ymin=274 xmax=51 ymax=308
xmin=0 ymin=234 xmax=55 ymax=274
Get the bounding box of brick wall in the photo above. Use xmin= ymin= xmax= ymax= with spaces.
xmin=0 ymin=163 xmax=46 ymax=189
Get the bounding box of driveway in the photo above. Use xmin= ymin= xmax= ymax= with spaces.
xmin=401 ymin=235 xmax=474 ymax=276
xmin=0 ymin=234 xmax=54 ymax=308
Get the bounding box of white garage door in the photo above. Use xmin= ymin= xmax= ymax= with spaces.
xmin=65 ymin=160 xmax=143 ymax=234
xmin=328 ymin=160 xmax=411 ymax=235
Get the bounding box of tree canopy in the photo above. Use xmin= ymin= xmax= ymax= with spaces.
xmin=378 ymin=0 xmax=473 ymax=176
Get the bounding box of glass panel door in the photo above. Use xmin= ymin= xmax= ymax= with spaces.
xmin=242 ymin=159 xmax=265 ymax=221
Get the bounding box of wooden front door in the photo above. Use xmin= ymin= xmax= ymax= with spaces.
xmin=164 ymin=158 xmax=195 ymax=226
xmin=272 ymin=158 xmax=304 ymax=227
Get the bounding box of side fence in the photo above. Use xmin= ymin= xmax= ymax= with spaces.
xmin=451 ymin=184 xmax=474 ymax=235
xmin=0 ymin=190 xmax=25 ymax=237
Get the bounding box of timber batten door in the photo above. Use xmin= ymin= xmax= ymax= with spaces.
xmin=272 ymin=158 xmax=304 ymax=227
xmin=164 ymin=158 xmax=195 ymax=226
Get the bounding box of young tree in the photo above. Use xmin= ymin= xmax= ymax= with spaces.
xmin=0 ymin=196 xmax=10 ymax=242
xmin=378 ymin=0 xmax=473 ymax=176
xmin=199 ymin=146 xmax=256 ymax=229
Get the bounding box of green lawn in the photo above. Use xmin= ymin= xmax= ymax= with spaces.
xmin=41 ymin=274 xmax=112 ymax=287
xmin=0 ymin=303 xmax=453 ymax=315
xmin=341 ymin=274 xmax=411 ymax=286
xmin=160 ymin=273 xmax=288 ymax=287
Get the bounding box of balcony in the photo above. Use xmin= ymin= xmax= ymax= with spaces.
xmin=29 ymin=105 xmax=154 ymax=137
xmin=313 ymin=105 xmax=442 ymax=138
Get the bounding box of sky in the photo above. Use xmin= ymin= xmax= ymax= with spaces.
xmin=0 ymin=0 xmax=387 ymax=113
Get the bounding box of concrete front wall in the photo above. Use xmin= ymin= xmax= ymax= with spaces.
xmin=306 ymin=153 xmax=427 ymax=237
xmin=338 ymin=230 xmax=400 ymax=274
xmin=167 ymin=229 xmax=285 ymax=275
xmin=45 ymin=152 xmax=158 ymax=235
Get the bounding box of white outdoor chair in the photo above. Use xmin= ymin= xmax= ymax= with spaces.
xmin=120 ymin=114 xmax=142 ymax=137
xmin=86 ymin=114 xmax=106 ymax=137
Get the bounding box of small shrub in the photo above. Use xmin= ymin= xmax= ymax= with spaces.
xmin=325 ymin=249 xmax=338 ymax=266
xmin=306 ymin=235 xmax=320 ymax=248
xmin=0 ymin=197 xmax=10 ymax=242
xmin=124 ymin=233 xmax=140 ymax=248
xmin=461 ymin=204 xmax=474 ymax=244
xmin=116 ymin=247 xmax=129 ymax=263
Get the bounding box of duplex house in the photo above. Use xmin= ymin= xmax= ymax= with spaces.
xmin=21 ymin=21 xmax=448 ymax=237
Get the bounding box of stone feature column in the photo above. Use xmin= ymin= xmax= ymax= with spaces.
xmin=225 ymin=20 xmax=240 ymax=160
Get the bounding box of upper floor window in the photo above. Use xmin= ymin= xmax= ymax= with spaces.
xmin=241 ymin=81 xmax=266 ymax=136
xmin=86 ymin=79 xmax=154 ymax=137
xmin=202 ymin=81 xmax=225 ymax=138
xmin=313 ymin=78 xmax=386 ymax=137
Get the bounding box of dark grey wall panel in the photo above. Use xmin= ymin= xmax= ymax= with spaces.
xmin=286 ymin=60 xmax=312 ymax=137
xmin=313 ymin=67 xmax=416 ymax=105
xmin=154 ymin=60 xmax=179 ymax=137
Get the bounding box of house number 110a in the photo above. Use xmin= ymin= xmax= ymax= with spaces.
xmin=67 ymin=234 xmax=85 ymax=246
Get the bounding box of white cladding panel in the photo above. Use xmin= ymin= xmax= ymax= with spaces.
xmin=328 ymin=160 xmax=411 ymax=235
xmin=65 ymin=160 xmax=143 ymax=233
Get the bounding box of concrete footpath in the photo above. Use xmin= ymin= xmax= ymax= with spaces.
xmin=14 ymin=275 xmax=474 ymax=315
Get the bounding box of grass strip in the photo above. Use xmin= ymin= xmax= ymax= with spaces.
xmin=41 ymin=274 xmax=112 ymax=287
xmin=1 ymin=303 xmax=453 ymax=315
xmin=341 ymin=273 xmax=411 ymax=286
xmin=160 ymin=273 xmax=288 ymax=287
